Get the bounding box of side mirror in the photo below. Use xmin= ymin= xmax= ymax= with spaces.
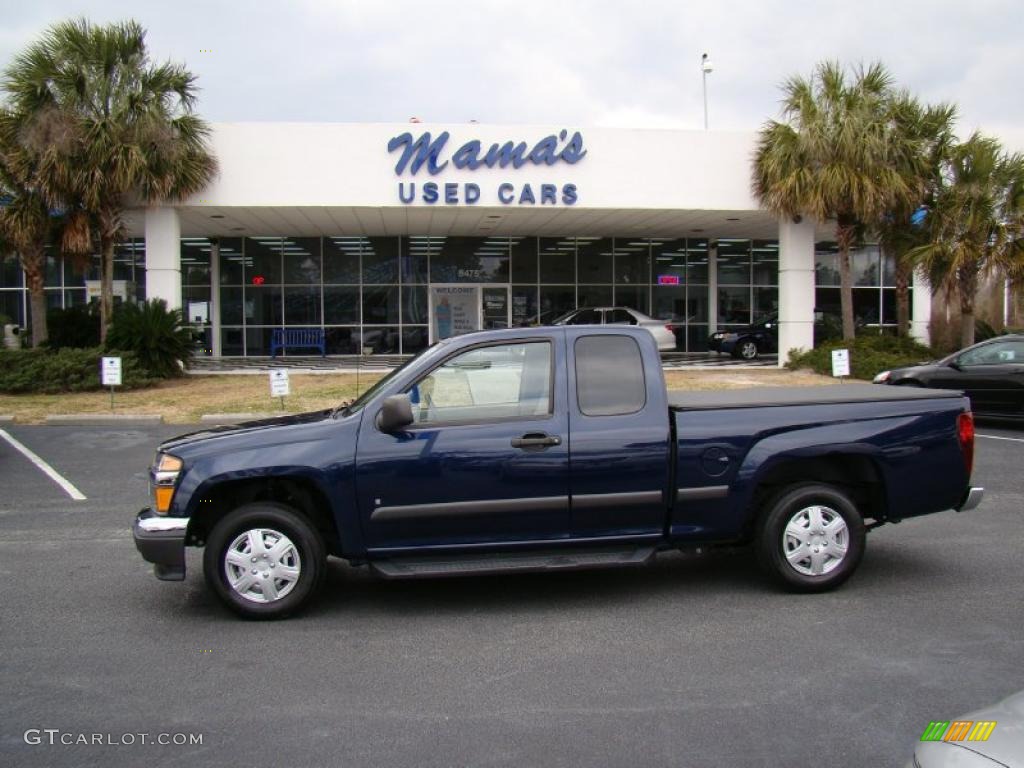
xmin=377 ymin=394 xmax=414 ymax=432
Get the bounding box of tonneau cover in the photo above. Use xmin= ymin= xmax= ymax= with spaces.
xmin=668 ymin=384 xmax=963 ymax=411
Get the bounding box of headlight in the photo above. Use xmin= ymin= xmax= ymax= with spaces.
xmin=151 ymin=453 xmax=183 ymax=514
xmin=873 ymin=371 xmax=891 ymax=383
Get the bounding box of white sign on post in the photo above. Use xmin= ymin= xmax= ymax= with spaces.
xmin=269 ymin=369 xmax=290 ymax=397
xmin=101 ymin=356 xmax=123 ymax=386
xmin=831 ymin=349 xmax=851 ymax=378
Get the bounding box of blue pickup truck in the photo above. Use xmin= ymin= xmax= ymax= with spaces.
xmin=133 ymin=326 xmax=983 ymax=618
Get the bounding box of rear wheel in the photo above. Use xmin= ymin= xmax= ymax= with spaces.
xmin=734 ymin=339 xmax=759 ymax=360
xmin=756 ymin=483 xmax=865 ymax=592
xmin=203 ymin=502 xmax=326 ymax=619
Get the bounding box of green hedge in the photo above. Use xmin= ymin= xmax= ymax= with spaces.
xmin=0 ymin=347 xmax=158 ymax=394
xmin=786 ymin=335 xmax=936 ymax=380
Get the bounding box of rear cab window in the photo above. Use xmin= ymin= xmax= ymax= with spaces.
xmin=574 ymin=335 xmax=646 ymax=416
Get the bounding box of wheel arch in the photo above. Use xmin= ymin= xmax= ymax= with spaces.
xmin=745 ymin=453 xmax=888 ymax=537
xmin=186 ymin=474 xmax=342 ymax=556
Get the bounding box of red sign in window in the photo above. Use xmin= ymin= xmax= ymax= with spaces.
xmin=251 ymin=275 xmax=266 ymax=286
xmin=657 ymin=275 xmax=681 ymax=285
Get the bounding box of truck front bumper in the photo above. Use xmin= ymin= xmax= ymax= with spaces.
xmin=133 ymin=508 xmax=187 ymax=581
xmin=956 ymin=487 xmax=984 ymax=512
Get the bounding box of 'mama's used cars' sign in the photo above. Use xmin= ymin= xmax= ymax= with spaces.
xmin=387 ymin=130 xmax=585 ymax=207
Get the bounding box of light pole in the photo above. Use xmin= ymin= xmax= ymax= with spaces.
xmin=701 ymin=53 xmax=713 ymax=130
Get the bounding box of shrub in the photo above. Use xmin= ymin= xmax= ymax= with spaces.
xmin=45 ymin=304 xmax=102 ymax=349
xmin=786 ymin=334 xmax=936 ymax=380
xmin=106 ymin=299 xmax=192 ymax=378
xmin=0 ymin=347 xmax=156 ymax=393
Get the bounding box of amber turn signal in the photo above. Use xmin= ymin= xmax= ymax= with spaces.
xmin=154 ymin=486 xmax=175 ymax=514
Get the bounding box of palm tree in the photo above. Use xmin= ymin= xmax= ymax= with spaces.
xmin=875 ymin=97 xmax=957 ymax=337
xmin=753 ymin=61 xmax=919 ymax=340
xmin=1 ymin=18 xmax=217 ymax=341
xmin=909 ymin=134 xmax=1024 ymax=348
xmin=0 ymin=109 xmax=91 ymax=347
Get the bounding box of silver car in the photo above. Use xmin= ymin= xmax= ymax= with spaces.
xmin=907 ymin=689 xmax=1024 ymax=767
xmin=552 ymin=307 xmax=678 ymax=351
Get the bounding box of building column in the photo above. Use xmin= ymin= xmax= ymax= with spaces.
xmin=911 ymin=268 xmax=931 ymax=347
xmin=144 ymin=207 xmax=181 ymax=310
xmin=777 ymin=216 xmax=817 ymax=366
xmin=209 ymin=240 xmax=222 ymax=357
xmin=707 ymin=244 xmax=718 ymax=335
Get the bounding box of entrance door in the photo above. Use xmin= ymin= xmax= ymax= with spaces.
xmin=482 ymin=286 xmax=511 ymax=330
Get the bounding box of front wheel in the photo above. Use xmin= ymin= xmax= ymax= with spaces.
xmin=734 ymin=339 xmax=759 ymax=360
xmin=203 ymin=502 xmax=326 ymax=619
xmin=756 ymin=483 xmax=865 ymax=592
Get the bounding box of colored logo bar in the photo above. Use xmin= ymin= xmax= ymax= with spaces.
xmin=920 ymin=720 xmax=997 ymax=742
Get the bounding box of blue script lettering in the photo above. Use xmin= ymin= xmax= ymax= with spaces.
xmin=389 ymin=130 xmax=587 ymax=176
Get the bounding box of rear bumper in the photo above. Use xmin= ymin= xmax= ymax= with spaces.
xmin=955 ymin=487 xmax=984 ymax=512
xmin=133 ymin=508 xmax=187 ymax=581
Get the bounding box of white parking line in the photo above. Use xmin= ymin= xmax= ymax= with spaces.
xmin=0 ymin=428 xmax=87 ymax=501
xmin=977 ymin=433 xmax=1024 ymax=443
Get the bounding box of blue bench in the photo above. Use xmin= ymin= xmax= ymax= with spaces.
xmin=270 ymin=328 xmax=326 ymax=357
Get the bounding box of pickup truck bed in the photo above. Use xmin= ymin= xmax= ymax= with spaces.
xmin=668 ymin=384 xmax=963 ymax=410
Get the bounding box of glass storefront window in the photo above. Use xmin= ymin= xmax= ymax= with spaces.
xmin=245 ymin=284 xmax=282 ymax=326
xmin=429 ymin=236 xmax=510 ymax=283
xmin=362 ymin=326 xmax=399 ymax=354
xmin=539 ymin=238 xmax=575 ymax=284
xmin=402 ymin=326 xmax=429 ymax=354
xmin=716 ymin=239 xmax=750 ymax=285
xmin=853 ymin=287 xmax=881 ymax=324
xmin=402 ymin=286 xmax=428 ymax=325
xmin=510 ymin=238 xmax=537 ymax=283
xmin=284 ymin=286 xmax=321 ymax=325
xmin=652 ymin=286 xmax=687 ymax=321
xmin=852 ymin=246 xmax=880 ymax=286
xmin=614 ymin=240 xmax=649 ymax=285
xmin=245 ymin=327 xmax=274 ymax=356
xmin=221 ymin=287 xmax=244 ymax=325
xmin=577 ymin=238 xmax=613 ymax=284
xmin=539 ymin=285 xmax=574 ymax=320
xmin=325 ymin=327 xmax=361 ymax=355
xmin=324 ymin=286 xmax=360 ymax=325
xmin=363 ymin=286 xmax=399 ymax=325
xmin=221 ymin=328 xmax=244 ymax=356
xmin=324 ymin=237 xmax=362 ymax=284
xmin=754 ymin=287 xmax=779 ymax=320
xmin=245 ymin=238 xmax=283 ymax=285
xmin=512 ymin=285 xmax=538 ymax=327
xmin=652 ymin=239 xmax=687 ymax=282
xmin=363 ymin=237 xmax=399 ymax=284
xmin=578 ymin=285 xmax=613 ymax=308
xmin=45 ymin=253 xmax=61 ymax=287
xmin=1 ymin=256 xmax=23 ymax=288
xmin=218 ymin=239 xmax=244 ymax=285
xmin=282 ymin=238 xmax=322 ymax=285
xmin=400 ymin=236 xmax=428 ymax=284
xmin=752 ymin=241 xmax=779 ymax=285
xmin=686 ymin=240 xmax=710 ymax=284
xmin=181 ymin=239 xmax=212 ymax=285
xmin=719 ymin=286 xmax=751 ymax=324
xmin=614 ymin=285 xmax=649 ymax=315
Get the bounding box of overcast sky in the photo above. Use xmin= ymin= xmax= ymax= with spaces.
xmin=2 ymin=0 xmax=1022 ymax=150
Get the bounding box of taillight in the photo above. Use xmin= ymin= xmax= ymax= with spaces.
xmin=957 ymin=412 xmax=975 ymax=477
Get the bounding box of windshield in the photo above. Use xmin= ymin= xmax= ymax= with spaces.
xmin=338 ymin=344 xmax=438 ymax=416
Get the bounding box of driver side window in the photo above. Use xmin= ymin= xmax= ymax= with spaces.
xmin=407 ymin=341 xmax=552 ymax=426
xmin=959 ymin=341 xmax=1024 ymax=366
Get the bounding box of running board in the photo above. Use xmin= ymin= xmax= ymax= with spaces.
xmin=370 ymin=544 xmax=656 ymax=579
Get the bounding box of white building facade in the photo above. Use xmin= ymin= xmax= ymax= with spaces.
xmin=0 ymin=123 xmax=933 ymax=361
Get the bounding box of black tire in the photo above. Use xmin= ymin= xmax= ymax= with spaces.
xmin=733 ymin=338 xmax=759 ymax=360
xmin=203 ymin=502 xmax=326 ymax=619
xmin=755 ymin=483 xmax=866 ymax=592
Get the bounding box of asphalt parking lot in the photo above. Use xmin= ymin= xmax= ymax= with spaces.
xmin=1 ymin=422 xmax=1022 ymax=768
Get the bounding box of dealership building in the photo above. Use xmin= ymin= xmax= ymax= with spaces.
xmin=0 ymin=123 xmax=932 ymax=361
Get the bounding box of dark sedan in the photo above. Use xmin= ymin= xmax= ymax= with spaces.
xmin=708 ymin=314 xmax=778 ymax=360
xmin=874 ymin=334 xmax=1024 ymax=419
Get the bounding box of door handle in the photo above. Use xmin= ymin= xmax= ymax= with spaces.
xmin=511 ymin=433 xmax=561 ymax=449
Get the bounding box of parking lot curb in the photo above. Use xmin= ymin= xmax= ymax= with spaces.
xmin=200 ymin=413 xmax=293 ymax=425
xmin=0 ymin=415 xmax=14 ymax=424
xmin=45 ymin=414 xmax=165 ymax=426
